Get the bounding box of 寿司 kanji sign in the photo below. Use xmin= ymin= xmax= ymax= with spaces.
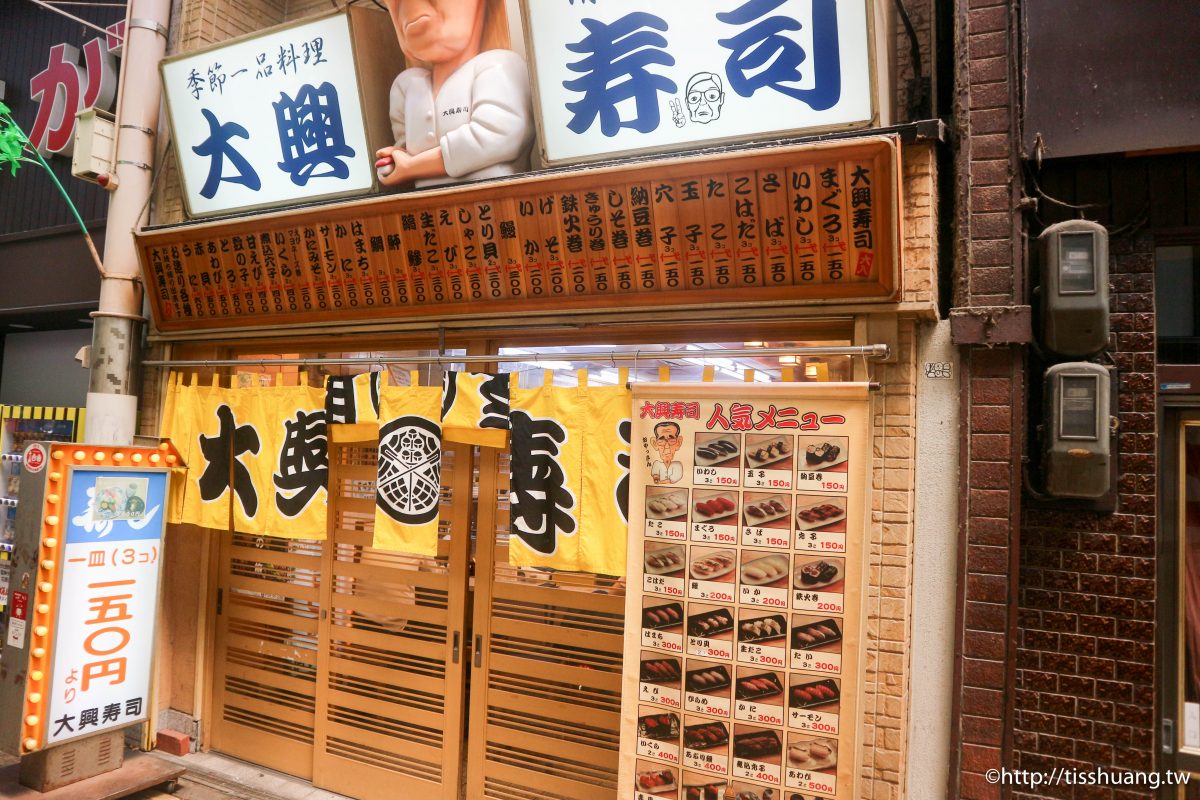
xmin=160 ymin=8 xmax=401 ymax=218
xmin=522 ymin=0 xmax=878 ymax=164
xmin=43 ymin=468 xmax=168 ymax=746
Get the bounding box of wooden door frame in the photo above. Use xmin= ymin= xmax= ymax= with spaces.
xmin=1159 ymin=403 xmax=1200 ymax=788
xmin=306 ymin=436 xmax=475 ymax=800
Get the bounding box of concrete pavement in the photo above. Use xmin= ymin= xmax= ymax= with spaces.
xmin=1 ymin=750 xmax=353 ymax=800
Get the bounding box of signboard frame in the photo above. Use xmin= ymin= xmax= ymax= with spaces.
xmin=519 ymin=0 xmax=882 ymax=167
xmin=159 ymin=6 xmax=402 ymax=219
xmin=137 ymin=135 xmax=903 ymax=334
xmin=0 ymin=444 xmax=172 ymax=757
xmin=41 ymin=466 xmax=169 ymax=748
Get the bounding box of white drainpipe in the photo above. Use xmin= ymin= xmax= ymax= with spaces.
xmin=85 ymin=0 xmax=171 ymax=445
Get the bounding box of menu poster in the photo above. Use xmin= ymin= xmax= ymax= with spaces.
xmin=619 ymin=383 xmax=870 ymax=800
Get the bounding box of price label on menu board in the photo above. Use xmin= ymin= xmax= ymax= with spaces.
xmin=737 ymin=641 xmax=787 ymax=669
xmin=684 ymin=746 xmax=729 ymax=776
xmin=796 ymin=528 xmax=847 ymax=553
xmin=733 ymin=755 xmax=781 ymax=786
xmin=622 ymin=384 xmax=872 ymax=800
xmin=742 ymin=527 xmax=792 ymax=549
xmin=644 ymin=574 xmax=684 ymax=598
xmin=792 ymin=649 xmax=843 ymax=675
xmin=640 ymin=682 xmax=682 ymax=710
xmin=687 ymin=636 xmax=735 ymax=661
xmin=796 ymin=470 xmax=848 ymax=494
xmin=642 ymin=628 xmax=685 ymax=653
xmin=736 ymin=700 xmax=786 ymax=727
xmin=739 ymin=585 xmax=789 ymax=609
xmin=637 ymin=736 xmax=680 ymax=765
xmin=685 ymin=692 xmax=731 ymax=719
xmin=787 ymin=767 xmax=838 ymax=796
xmin=693 ymin=466 xmax=740 ymax=487
xmin=791 ymin=707 xmax=841 ymax=735
xmin=691 ymin=522 xmax=739 ymax=545
xmin=745 ymin=469 xmax=793 ymax=491
xmin=792 ymin=590 xmax=845 ymax=615
xmin=690 ymin=580 xmax=736 ymax=603
xmin=646 ymin=519 xmax=688 ymax=541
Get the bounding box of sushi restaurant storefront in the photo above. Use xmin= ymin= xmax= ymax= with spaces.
xmin=133 ymin=3 xmax=956 ymax=800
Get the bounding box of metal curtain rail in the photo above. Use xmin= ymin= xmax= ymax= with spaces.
xmin=141 ymin=344 xmax=890 ymax=369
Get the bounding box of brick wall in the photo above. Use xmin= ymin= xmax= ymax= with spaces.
xmin=950 ymin=0 xmax=1023 ymax=797
xmin=1012 ymin=231 xmax=1158 ymax=799
xmin=893 ymin=0 xmax=935 ymax=120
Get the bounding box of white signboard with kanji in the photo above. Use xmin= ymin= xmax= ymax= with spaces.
xmin=161 ymin=13 xmax=374 ymax=217
xmin=523 ymin=0 xmax=876 ymax=164
xmin=44 ymin=469 xmax=167 ymax=746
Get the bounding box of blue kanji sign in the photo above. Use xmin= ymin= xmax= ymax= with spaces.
xmin=162 ymin=13 xmax=374 ymax=217
xmin=523 ymin=0 xmax=876 ymax=164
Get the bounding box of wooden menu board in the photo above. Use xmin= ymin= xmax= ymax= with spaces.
xmin=136 ymin=137 xmax=900 ymax=333
xmin=619 ymin=383 xmax=870 ymax=800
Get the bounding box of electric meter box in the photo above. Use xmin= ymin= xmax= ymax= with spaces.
xmin=1038 ymin=220 xmax=1109 ymax=357
xmin=1042 ymin=362 xmax=1112 ymax=499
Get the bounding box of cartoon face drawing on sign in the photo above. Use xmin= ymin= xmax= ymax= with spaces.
xmin=375 ymin=0 xmax=534 ymax=189
xmin=685 ymin=72 xmax=725 ymax=124
xmin=651 ymin=421 xmax=685 ymax=485
xmin=377 ymin=416 xmax=442 ymax=525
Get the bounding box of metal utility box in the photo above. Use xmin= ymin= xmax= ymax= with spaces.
xmin=1038 ymin=219 xmax=1110 ymax=357
xmin=1042 ymin=362 xmax=1113 ymax=499
xmin=71 ymin=108 xmax=117 ymax=185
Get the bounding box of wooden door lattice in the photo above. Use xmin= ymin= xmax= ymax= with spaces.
xmin=468 ymin=450 xmax=627 ymax=800
xmin=311 ymin=441 xmax=469 ymax=800
xmin=210 ymin=532 xmax=323 ymax=778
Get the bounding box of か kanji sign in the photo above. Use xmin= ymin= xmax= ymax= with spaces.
xmin=161 ymin=10 xmax=389 ymax=218
xmin=44 ymin=468 xmax=167 ymax=747
xmin=28 ymin=21 xmax=123 ymax=156
xmin=522 ymin=0 xmax=877 ymax=164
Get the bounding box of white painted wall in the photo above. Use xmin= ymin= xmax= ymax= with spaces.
xmin=0 ymin=328 xmax=92 ymax=408
xmin=906 ymin=319 xmax=962 ymax=800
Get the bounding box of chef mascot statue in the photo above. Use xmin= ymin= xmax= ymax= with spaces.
xmin=375 ymin=0 xmax=534 ymax=188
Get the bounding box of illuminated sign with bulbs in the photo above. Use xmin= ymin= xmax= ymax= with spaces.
xmin=0 ymin=442 xmax=176 ymax=755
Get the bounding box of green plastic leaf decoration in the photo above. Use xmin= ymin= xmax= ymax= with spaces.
xmin=0 ymin=100 xmax=11 ymax=116
xmin=0 ymin=120 xmax=26 ymax=176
